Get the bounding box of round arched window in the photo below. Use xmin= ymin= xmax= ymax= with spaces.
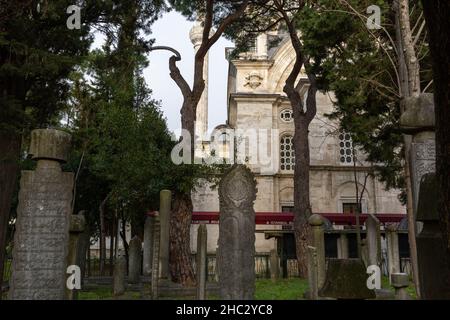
xmin=280 ymin=135 xmax=295 ymax=171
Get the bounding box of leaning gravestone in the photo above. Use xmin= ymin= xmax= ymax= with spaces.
xmin=9 ymin=129 xmax=73 ymax=300
xmin=365 ymin=214 xmax=381 ymax=267
xmin=415 ymin=173 xmax=450 ymax=299
xmin=128 ymin=236 xmax=142 ymax=284
xmin=143 ymin=215 xmax=154 ymax=276
xmin=218 ymin=165 xmax=257 ymax=300
xmin=113 ymin=254 xmax=127 ymax=296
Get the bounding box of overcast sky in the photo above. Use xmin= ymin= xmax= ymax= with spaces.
xmin=145 ymin=11 xmax=234 ymax=132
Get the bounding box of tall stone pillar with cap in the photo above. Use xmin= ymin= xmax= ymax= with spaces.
xmin=9 ymin=129 xmax=74 ymax=300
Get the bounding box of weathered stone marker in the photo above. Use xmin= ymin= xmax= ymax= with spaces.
xmin=113 ymin=254 xmax=127 ymax=296
xmin=415 ymin=173 xmax=450 ymax=299
xmin=65 ymin=214 xmax=86 ymax=300
xmin=143 ymin=215 xmax=154 ymax=276
xmin=128 ymin=236 xmax=142 ymax=284
xmin=309 ymin=214 xmax=326 ymax=288
xmin=159 ymin=190 xmax=171 ymax=280
xmin=365 ymin=214 xmax=381 ymax=267
xmin=319 ymin=259 xmax=376 ymax=299
xmin=151 ymin=215 xmax=161 ymax=299
xmin=196 ymin=224 xmax=208 ymax=300
xmin=391 ymin=273 xmax=411 ymax=300
xmin=386 ymin=224 xmax=400 ymax=280
xmin=9 ymin=129 xmax=73 ymax=300
xmin=218 ymin=165 xmax=257 ymax=300
xmin=269 ymin=249 xmax=280 ymax=281
xmin=306 ymin=246 xmax=319 ymax=300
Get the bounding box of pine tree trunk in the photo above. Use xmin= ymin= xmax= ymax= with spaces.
xmin=0 ymin=132 xmax=21 ymax=299
xmin=169 ymin=191 xmax=196 ymax=286
xmin=293 ymin=119 xmax=312 ymax=278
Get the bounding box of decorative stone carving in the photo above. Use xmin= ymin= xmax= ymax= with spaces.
xmin=218 ymin=165 xmax=257 ymax=300
xmin=9 ymin=129 xmax=73 ymax=300
xmin=244 ymin=72 xmax=263 ymax=89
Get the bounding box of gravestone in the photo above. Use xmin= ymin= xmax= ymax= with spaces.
xmin=65 ymin=214 xmax=86 ymax=300
xmin=306 ymin=246 xmax=319 ymax=300
xmin=218 ymin=165 xmax=257 ymax=300
xmin=143 ymin=215 xmax=154 ymax=276
xmin=9 ymin=129 xmax=73 ymax=300
xmin=400 ymin=93 xmax=436 ymax=211
xmin=113 ymin=254 xmax=127 ymax=296
xmin=308 ymin=214 xmax=326 ymax=288
xmin=151 ymin=215 xmax=161 ymax=299
xmin=196 ymin=224 xmax=207 ymax=300
xmin=365 ymin=214 xmax=381 ymax=267
xmin=319 ymin=259 xmax=376 ymax=299
xmin=386 ymin=224 xmax=400 ymax=279
xmin=415 ymin=173 xmax=450 ymax=299
xmin=159 ymin=190 xmax=171 ymax=280
xmin=337 ymin=233 xmax=349 ymax=259
xmin=128 ymin=236 xmax=142 ymax=284
xmin=269 ymin=249 xmax=280 ymax=281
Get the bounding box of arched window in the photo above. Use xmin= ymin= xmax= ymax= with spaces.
xmin=339 ymin=131 xmax=354 ymax=164
xmin=280 ymin=135 xmax=295 ymax=171
xmin=280 ymin=109 xmax=293 ymax=122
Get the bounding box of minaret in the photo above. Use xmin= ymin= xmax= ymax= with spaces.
xmin=189 ymin=19 xmax=209 ymax=140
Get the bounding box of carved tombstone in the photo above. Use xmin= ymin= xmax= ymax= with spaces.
xmin=9 ymin=129 xmax=73 ymax=300
xmin=143 ymin=215 xmax=154 ymax=276
xmin=415 ymin=173 xmax=450 ymax=299
xmin=128 ymin=236 xmax=142 ymax=284
xmin=65 ymin=214 xmax=86 ymax=300
xmin=218 ymin=165 xmax=257 ymax=300
xmin=365 ymin=214 xmax=381 ymax=267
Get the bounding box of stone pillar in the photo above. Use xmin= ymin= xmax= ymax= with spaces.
xmin=65 ymin=214 xmax=86 ymax=300
xmin=151 ymin=215 xmax=161 ymax=299
xmin=113 ymin=254 xmax=127 ymax=296
xmin=400 ymin=93 xmax=436 ymax=211
xmin=337 ymin=233 xmax=349 ymax=259
xmin=159 ymin=190 xmax=171 ymax=280
xmin=196 ymin=224 xmax=208 ymax=300
xmin=9 ymin=129 xmax=73 ymax=300
xmin=269 ymin=249 xmax=280 ymax=281
xmin=415 ymin=173 xmax=450 ymax=299
xmin=308 ymin=214 xmax=326 ymax=288
xmin=128 ymin=236 xmax=142 ymax=284
xmin=256 ymin=33 xmax=268 ymax=59
xmin=218 ymin=165 xmax=257 ymax=300
xmin=306 ymin=246 xmax=318 ymax=300
xmin=143 ymin=216 xmax=154 ymax=276
xmin=391 ymin=273 xmax=411 ymax=300
xmin=386 ymin=225 xmax=400 ymax=279
xmin=365 ymin=214 xmax=381 ymax=267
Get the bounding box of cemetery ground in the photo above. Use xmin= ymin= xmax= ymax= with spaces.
xmin=74 ymin=277 xmax=416 ymax=300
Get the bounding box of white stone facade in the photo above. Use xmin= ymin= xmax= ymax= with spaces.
xmin=190 ymin=33 xmax=405 ymax=254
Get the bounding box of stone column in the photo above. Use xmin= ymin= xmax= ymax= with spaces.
xmin=306 ymin=246 xmax=318 ymax=300
xmin=391 ymin=273 xmax=411 ymax=300
xmin=9 ymin=129 xmax=73 ymax=300
xmin=269 ymin=249 xmax=280 ymax=282
xmin=365 ymin=214 xmax=381 ymax=267
xmin=218 ymin=165 xmax=257 ymax=300
xmin=159 ymin=190 xmax=171 ymax=280
xmin=151 ymin=215 xmax=161 ymax=299
xmin=128 ymin=236 xmax=142 ymax=284
xmin=386 ymin=225 xmax=400 ymax=279
xmin=308 ymin=214 xmax=326 ymax=288
xmin=113 ymin=254 xmax=127 ymax=296
xmin=143 ymin=216 xmax=154 ymax=276
xmin=337 ymin=233 xmax=349 ymax=259
xmin=196 ymin=224 xmax=208 ymax=300
xmin=415 ymin=173 xmax=450 ymax=299
xmin=65 ymin=214 xmax=86 ymax=300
